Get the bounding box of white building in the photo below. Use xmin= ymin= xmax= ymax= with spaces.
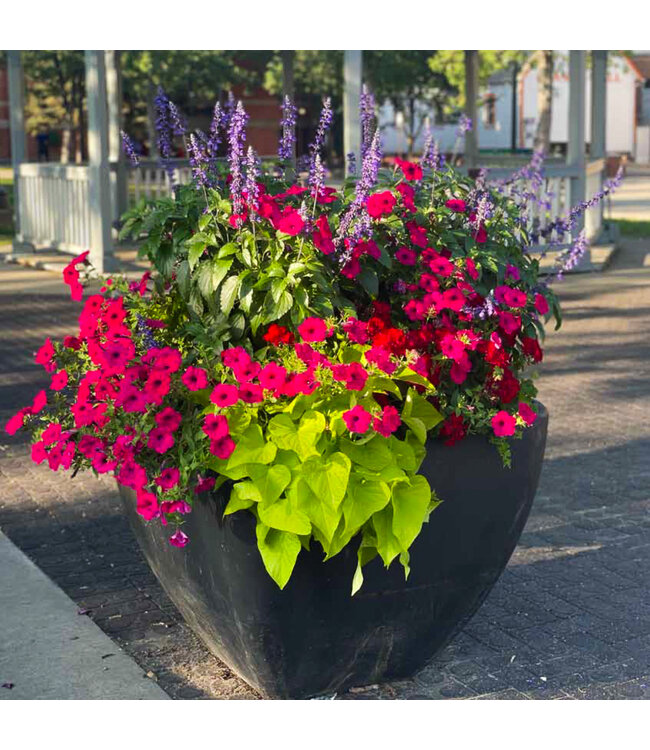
xmin=377 ymin=53 xmax=643 ymax=159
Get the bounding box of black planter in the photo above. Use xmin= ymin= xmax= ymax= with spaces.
xmin=120 ymin=405 xmax=548 ymax=699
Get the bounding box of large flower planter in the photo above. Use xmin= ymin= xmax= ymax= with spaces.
xmin=119 ymin=405 xmax=548 ymax=699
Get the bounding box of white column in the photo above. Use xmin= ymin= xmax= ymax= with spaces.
xmin=591 ymin=50 xmax=607 ymax=160
xmin=464 ymin=51 xmax=479 ymax=169
xmin=343 ymin=50 xmax=362 ymax=177
xmin=105 ymin=50 xmax=128 ymax=227
xmin=7 ymin=51 xmax=26 ymax=250
xmin=85 ymin=50 xmax=113 ymax=274
xmin=568 ymin=50 xmax=586 ymax=230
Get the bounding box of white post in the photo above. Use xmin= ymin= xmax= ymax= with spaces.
xmin=464 ymin=51 xmax=479 ymax=169
xmin=568 ymin=50 xmax=586 ymax=232
xmin=7 ymin=50 xmax=26 ymax=251
xmin=106 ymin=50 xmax=128 ymax=227
xmin=85 ymin=50 xmax=113 ymax=274
xmin=343 ymin=50 xmax=362 ymax=177
xmin=591 ymin=50 xmax=607 ymax=160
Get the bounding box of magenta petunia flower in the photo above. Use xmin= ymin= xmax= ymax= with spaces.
xmin=210 ymin=383 xmax=239 ymax=408
xmin=297 ymin=317 xmax=330 ymax=343
xmin=491 ymin=410 xmax=517 ymax=437
xmin=148 ymin=428 xmax=175 ymax=454
xmin=343 ymin=405 xmax=373 ymax=434
xmin=169 ymin=529 xmax=189 ymax=548
xmin=181 ymin=366 xmax=209 ymax=391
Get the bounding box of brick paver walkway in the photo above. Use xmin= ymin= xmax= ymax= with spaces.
xmin=1 ymin=240 xmax=650 ymax=700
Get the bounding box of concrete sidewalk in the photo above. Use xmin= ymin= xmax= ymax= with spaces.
xmin=0 ymin=531 xmax=168 ymax=700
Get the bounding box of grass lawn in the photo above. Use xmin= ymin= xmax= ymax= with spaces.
xmin=610 ymin=219 xmax=650 ymax=238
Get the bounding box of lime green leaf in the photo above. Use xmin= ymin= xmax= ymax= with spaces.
xmin=404 ymin=416 xmax=427 ymax=444
xmin=340 ymin=436 xmax=395 ymax=472
xmin=267 ymin=411 xmax=325 ymax=460
xmin=388 ymin=436 xmax=416 ymax=471
xmin=342 ymin=476 xmax=390 ymax=534
xmin=403 ymin=390 xmax=443 ymax=430
xmin=302 ymin=452 xmax=351 ymax=510
xmin=372 ymin=506 xmax=403 ymax=567
xmin=220 ymin=275 xmax=241 ymax=316
xmin=363 ymin=376 xmax=403 ymax=399
xmin=250 ymin=464 xmax=291 ymax=504
xmin=226 ymin=424 xmax=277 ymax=469
xmin=291 ymin=478 xmax=341 ymax=543
xmin=230 ymin=480 xmax=262 ymax=504
xmin=391 ymin=475 xmax=432 ymax=550
xmin=224 ymin=487 xmax=257 ymax=516
xmin=258 ymin=494 xmax=311 ymax=535
xmin=351 ymin=532 xmax=379 ymax=595
xmin=255 ymin=523 xmax=301 ymax=590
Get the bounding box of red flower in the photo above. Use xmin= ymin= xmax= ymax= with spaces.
xmin=367 ymin=191 xmax=396 ymax=219
xmin=181 ymin=366 xmax=209 ymax=391
xmin=203 ymin=414 xmax=229 ymax=440
xmin=429 ymin=256 xmax=454 ymax=278
xmin=136 ymin=490 xmax=160 ymax=520
xmin=297 ymin=317 xmax=330 ymax=343
xmin=332 ymin=362 xmax=368 ymax=391
xmin=277 ymin=208 xmax=305 ymax=236
xmin=210 ymin=435 xmax=236 ymax=459
xmin=233 ymin=360 xmax=261 ymax=383
xmin=169 ymin=530 xmax=189 ymax=548
xmin=442 ymin=287 xmax=466 ymax=312
xmin=50 ymin=370 xmax=69 ymax=392
xmin=259 ymin=362 xmax=288 ymax=391
xmin=210 ymin=384 xmax=239 ymax=408
xmin=263 ymin=324 xmax=295 ymax=347
xmin=5 ymin=408 xmax=30 ymax=436
xmin=35 ymin=338 xmax=56 ymax=372
xmin=155 ymin=407 xmax=183 ymax=433
xmin=195 ymin=477 xmax=216 ymax=494
xmin=395 ymin=247 xmax=417 ymax=265
xmin=148 ymin=428 xmax=175 ymax=454
xmin=342 ymin=405 xmax=372 ymax=434
xmin=239 ymin=383 xmax=264 ymax=403
xmin=439 ymin=414 xmax=466 ymax=446
xmin=373 ymin=405 xmax=401 ymax=437
xmin=407 ymin=222 xmax=428 ymax=248
xmin=522 ymin=336 xmax=543 ymax=363
xmin=445 ymin=199 xmax=467 ymax=213
xmin=535 ymin=293 xmax=550 ymax=315
xmin=498 ymin=311 xmax=522 ymax=336
xmin=221 ymin=347 xmax=250 ymax=369
xmin=156 ymin=467 xmax=180 ymax=490
xmin=491 ymin=410 xmax=517 ymax=437
xmin=395 ymin=158 xmax=423 ymax=181
xmin=518 ymin=402 xmax=538 ymax=426
xmin=312 ymin=214 xmax=335 ymax=255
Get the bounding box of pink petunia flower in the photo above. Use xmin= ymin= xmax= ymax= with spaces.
xmin=343 ymin=405 xmax=373 ymax=434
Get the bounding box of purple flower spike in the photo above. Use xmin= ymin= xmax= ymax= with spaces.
xmin=120 ymin=130 xmax=139 ymax=167
xmin=279 ymin=95 xmax=297 ymax=164
xmin=227 ymin=100 xmax=249 ymax=221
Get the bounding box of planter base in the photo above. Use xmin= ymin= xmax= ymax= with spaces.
xmin=120 ymin=406 xmax=548 ymax=698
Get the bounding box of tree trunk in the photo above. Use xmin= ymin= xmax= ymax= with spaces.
xmin=60 ymin=121 xmax=71 ymax=163
xmin=534 ymin=51 xmax=554 ymax=154
xmin=147 ymin=80 xmax=158 ymax=159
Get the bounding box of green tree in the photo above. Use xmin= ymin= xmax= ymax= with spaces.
xmin=23 ymin=51 xmax=86 ymax=163
xmin=364 ymin=51 xmax=451 ymax=156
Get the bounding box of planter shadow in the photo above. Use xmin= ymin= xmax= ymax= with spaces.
xmin=120 ymin=405 xmax=548 ymax=699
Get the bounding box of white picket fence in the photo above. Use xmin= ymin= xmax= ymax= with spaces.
xmin=127 ymin=160 xmax=193 ymax=206
xmin=486 ymin=158 xmax=605 ymax=245
xmin=17 ymin=163 xmax=91 ymax=253
xmin=14 ymin=158 xmax=606 ymax=257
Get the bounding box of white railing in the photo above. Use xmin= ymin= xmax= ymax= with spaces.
xmin=18 ymin=163 xmax=91 ymax=253
xmin=127 ymin=160 xmax=193 ymax=207
xmin=484 ymin=158 xmax=606 ymax=245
